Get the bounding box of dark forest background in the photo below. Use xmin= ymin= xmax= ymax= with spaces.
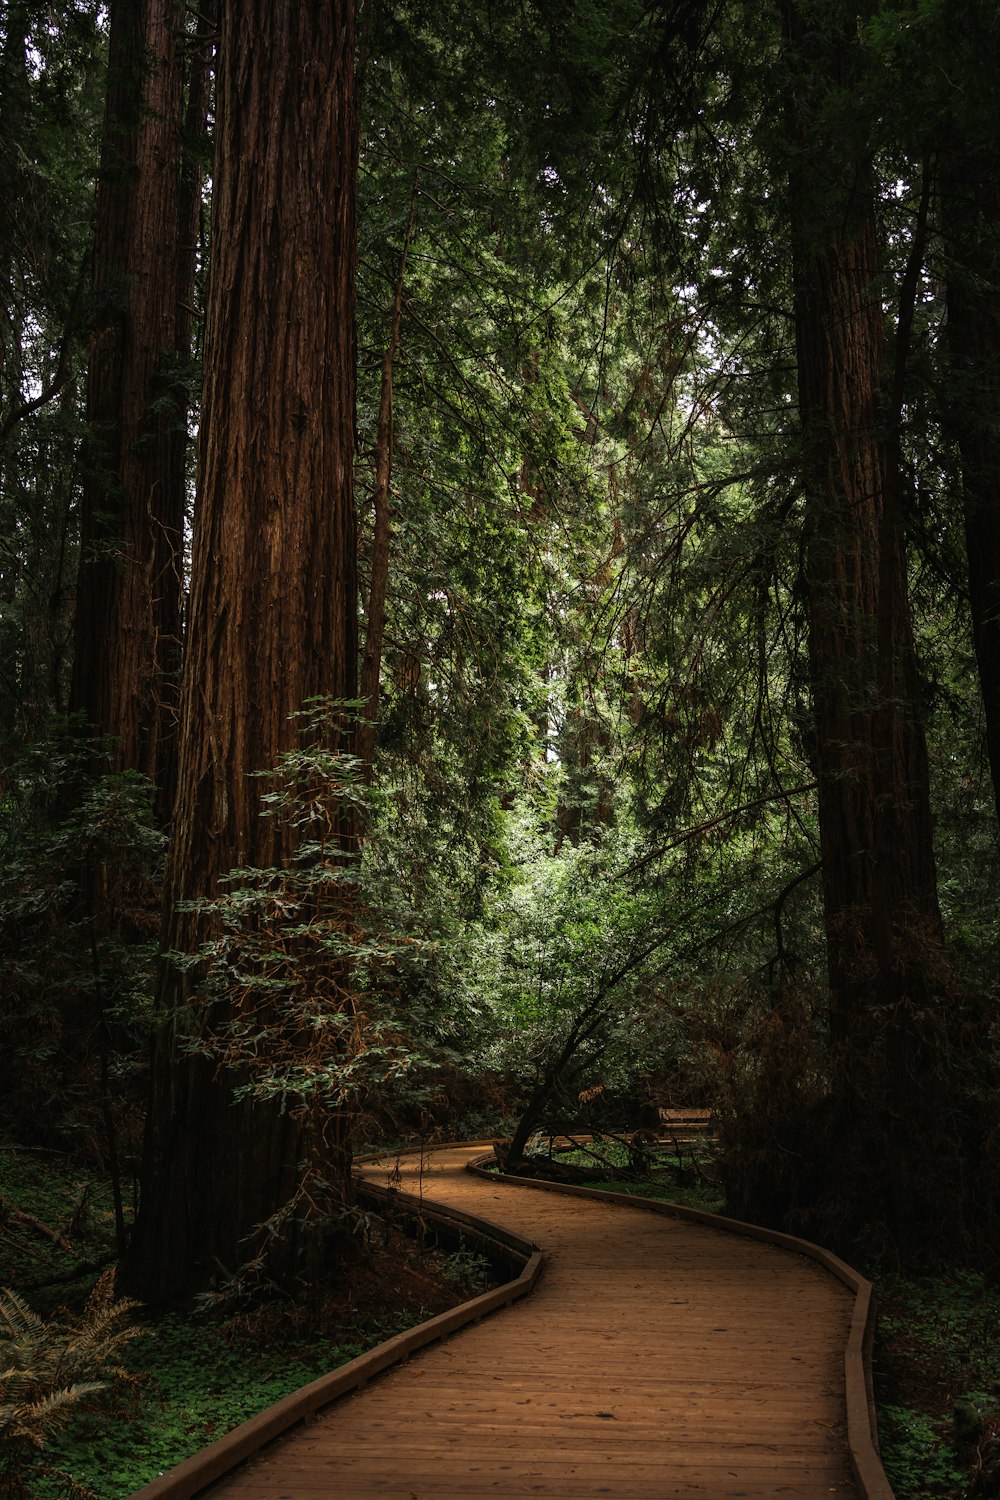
xmin=1 ymin=0 xmax=999 ymax=1313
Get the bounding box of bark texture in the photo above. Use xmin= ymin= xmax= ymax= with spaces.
xmin=942 ymin=149 xmax=1000 ymax=827
xmin=783 ymin=2 xmax=954 ymax=1249
xmin=128 ymin=0 xmax=358 ymax=1302
xmin=71 ymin=0 xmax=187 ymax=819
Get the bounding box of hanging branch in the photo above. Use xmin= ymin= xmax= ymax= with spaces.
xmin=701 ymin=857 xmax=822 ymax=962
xmin=624 ymin=779 xmax=818 ymax=879
xmin=357 ymin=181 xmax=418 ymax=773
xmin=0 ymin=254 xmax=88 ymax=443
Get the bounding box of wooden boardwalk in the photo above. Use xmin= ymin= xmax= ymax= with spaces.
xmin=207 ymin=1144 xmax=864 ymax=1500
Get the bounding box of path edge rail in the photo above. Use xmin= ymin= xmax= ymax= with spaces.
xmin=127 ymin=1153 xmax=542 ymax=1500
xmin=467 ymin=1152 xmax=894 ymax=1500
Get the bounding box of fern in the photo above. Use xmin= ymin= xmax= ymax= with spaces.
xmin=0 ymin=1275 xmax=145 ymax=1500
xmin=0 ymin=1291 xmax=43 ymax=1343
xmin=2 ymin=1382 xmax=106 ymax=1444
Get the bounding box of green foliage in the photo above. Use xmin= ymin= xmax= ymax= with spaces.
xmin=879 ymin=1404 xmax=968 ymax=1498
xmin=0 ymin=4 xmax=106 ymax=754
xmin=545 ymin=1135 xmax=726 ymax=1214
xmin=585 ymin=1174 xmax=725 ymax=1216
xmin=877 ymin=1271 xmax=1000 ymax=1500
xmin=884 ymin=1270 xmax=998 ymax=1355
xmin=0 ymin=0 xmax=998 ymax=1339
xmin=457 ymin=820 xmax=683 ymax=1148
xmin=43 ymin=1312 xmax=377 ymax=1499
xmin=355 ymin=0 xmax=649 ymax=929
xmin=167 ymin=704 xmax=456 ymax=1292
xmin=0 ymin=1273 xmax=142 ymax=1500
xmin=178 ymin=707 xmax=435 ymax=1114
xmin=1 ymin=1147 xmax=491 ymax=1495
xmin=0 ymin=745 xmax=164 ymax=1166
xmin=435 ymin=1246 xmax=493 ymax=1297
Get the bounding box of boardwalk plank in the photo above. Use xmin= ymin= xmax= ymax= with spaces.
xmin=207 ymin=1145 xmax=862 ymax=1500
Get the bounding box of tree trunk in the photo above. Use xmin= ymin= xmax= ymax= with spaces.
xmin=783 ymin=1 xmax=951 ymax=1249
xmin=127 ymin=0 xmax=358 ymax=1303
xmin=941 ymin=148 xmax=1000 ymax=828
xmin=70 ymin=0 xmax=187 ymax=821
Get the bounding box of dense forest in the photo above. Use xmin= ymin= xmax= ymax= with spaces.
xmin=1 ymin=0 xmax=999 ymax=1491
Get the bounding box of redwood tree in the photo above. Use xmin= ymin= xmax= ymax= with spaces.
xmin=128 ymin=0 xmax=358 ymax=1302
xmin=938 ymin=0 xmax=1000 ymax=828
xmin=70 ymin=0 xmax=188 ymax=819
xmin=944 ymin=162 xmax=1000 ymax=826
xmin=782 ymin=0 xmax=966 ymax=1248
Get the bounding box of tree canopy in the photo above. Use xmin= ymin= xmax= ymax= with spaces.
xmin=0 ymin=0 xmax=998 ymax=1299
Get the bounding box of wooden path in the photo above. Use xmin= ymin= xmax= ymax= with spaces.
xmin=205 ymin=1144 xmax=869 ymax=1500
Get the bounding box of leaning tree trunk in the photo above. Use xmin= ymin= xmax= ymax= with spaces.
xmin=782 ymin=1 xmax=956 ymax=1252
xmin=127 ymin=0 xmax=359 ymax=1303
xmin=70 ymin=0 xmax=186 ymax=821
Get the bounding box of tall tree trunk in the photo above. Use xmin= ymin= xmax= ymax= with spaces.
xmin=941 ymin=148 xmax=1000 ymax=827
xmin=128 ymin=0 xmax=358 ymax=1303
xmin=783 ymin=1 xmax=951 ymax=1249
xmin=70 ymin=0 xmax=186 ymax=821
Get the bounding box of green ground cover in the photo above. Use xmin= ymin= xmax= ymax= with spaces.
xmin=537 ymin=1136 xmax=725 ymax=1215
xmin=44 ymin=1315 xmax=388 ymax=1498
xmin=4 ymin=1142 xmax=998 ymax=1500
xmin=580 ymin=1173 xmax=726 ymax=1215
xmin=0 ymin=1145 xmax=490 ymax=1500
xmin=875 ymin=1270 xmax=1000 ymax=1499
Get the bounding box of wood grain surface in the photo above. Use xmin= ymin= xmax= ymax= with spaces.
xmin=207 ymin=1144 xmax=863 ymax=1500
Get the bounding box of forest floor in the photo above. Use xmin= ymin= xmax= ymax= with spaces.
xmin=0 ymin=1142 xmax=494 ymax=1498
xmin=2 ymin=1137 xmax=998 ymax=1500
xmin=873 ymin=1269 xmax=1000 ymax=1499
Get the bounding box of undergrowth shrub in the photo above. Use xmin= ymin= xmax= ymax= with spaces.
xmin=171 ymin=702 xmax=445 ymax=1307
xmin=0 ymin=739 xmax=163 ymax=1177
xmin=684 ymin=974 xmax=829 ymax=1229
xmin=0 ymin=1271 xmax=144 ymax=1500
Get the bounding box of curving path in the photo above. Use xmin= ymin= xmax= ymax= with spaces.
xmin=205 ymin=1144 xmax=874 ymax=1500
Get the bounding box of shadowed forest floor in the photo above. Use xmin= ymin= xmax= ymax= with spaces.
xmin=2 ymin=1140 xmax=998 ymax=1499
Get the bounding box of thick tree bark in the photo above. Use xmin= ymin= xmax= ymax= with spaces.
xmin=128 ymin=0 xmax=358 ymax=1303
xmin=70 ymin=0 xmax=187 ymax=820
xmin=941 ymin=149 xmax=1000 ymax=828
xmin=783 ymin=2 xmax=951 ymax=1247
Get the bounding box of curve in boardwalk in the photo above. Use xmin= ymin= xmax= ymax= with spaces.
xmin=188 ymin=1143 xmax=892 ymax=1500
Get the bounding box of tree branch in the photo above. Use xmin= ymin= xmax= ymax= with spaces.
xmin=0 ymin=255 xmax=88 ymax=443
xmin=625 ymin=780 xmax=818 ymax=878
